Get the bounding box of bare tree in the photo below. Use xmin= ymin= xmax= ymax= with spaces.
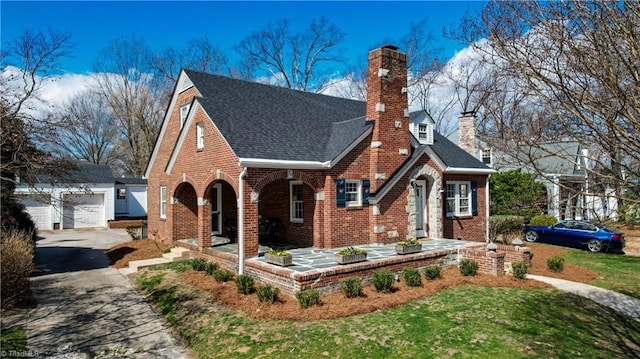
xmin=148 ymin=36 xmax=230 ymax=98
xmin=1 ymin=28 xmax=74 ymax=120
xmin=0 ymin=28 xmax=74 ymax=232
xmin=48 ymin=89 xmax=118 ymax=165
xmin=235 ymin=17 xmax=345 ymax=92
xmin=92 ymin=36 xmax=163 ymax=177
xmin=455 ymin=0 xmax=640 ymax=213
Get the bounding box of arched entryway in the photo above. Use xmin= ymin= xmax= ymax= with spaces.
xmin=408 ymin=165 xmax=442 ymax=239
xmin=258 ymin=179 xmax=316 ymax=248
xmin=173 ymin=183 xmax=198 ymax=241
xmin=205 ymin=180 xmax=238 ymax=244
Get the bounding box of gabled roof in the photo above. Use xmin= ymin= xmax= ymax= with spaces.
xmin=29 ymin=162 xmax=115 ymax=185
xmin=185 ymin=69 xmax=368 ymax=163
xmin=430 ymin=131 xmax=492 ymax=170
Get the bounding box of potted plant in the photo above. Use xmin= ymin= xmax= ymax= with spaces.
xmin=265 ymin=248 xmax=293 ymax=267
xmin=335 ymin=247 xmax=367 ymax=264
xmin=395 ymin=238 xmax=422 ymax=255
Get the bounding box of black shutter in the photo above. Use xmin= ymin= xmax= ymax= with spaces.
xmin=362 ymin=179 xmax=370 ymax=206
xmin=471 ymin=181 xmax=478 ymax=216
xmin=336 ymin=179 xmax=346 ymax=207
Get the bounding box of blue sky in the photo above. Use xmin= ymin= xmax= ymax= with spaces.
xmin=1 ymin=1 xmax=485 ymax=75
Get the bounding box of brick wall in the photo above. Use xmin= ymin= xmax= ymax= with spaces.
xmin=243 ymin=249 xmax=460 ymax=297
xmin=442 ymin=174 xmax=488 ymax=242
xmin=458 ymin=244 xmax=531 ymax=277
xmin=459 ymin=247 xmax=505 ymax=277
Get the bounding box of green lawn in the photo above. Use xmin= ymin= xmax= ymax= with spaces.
xmin=138 ymin=268 xmax=640 ymax=359
xmin=555 ymin=246 xmax=640 ymax=298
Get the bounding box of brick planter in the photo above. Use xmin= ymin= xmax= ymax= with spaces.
xmin=335 ymin=253 xmax=367 ymax=265
xmin=265 ymin=253 xmax=293 ymax=267
xmin=395 ymin=244 xmax=422 ymax=255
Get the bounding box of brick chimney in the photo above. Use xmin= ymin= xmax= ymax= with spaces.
xmin=367 ymin=45 xmax=410 ymax=192
xmin=458 ymin=111 xmax=478 ymax=158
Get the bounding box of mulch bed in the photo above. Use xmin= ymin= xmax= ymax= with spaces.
xmin=180 ymin=267 xmax=553 ymax=321
xmin=116 ymin=238 xmax=605 ymax=321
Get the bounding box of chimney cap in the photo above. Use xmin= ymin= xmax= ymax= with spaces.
xmin=381 ymin=44 xmax=399 ymax=51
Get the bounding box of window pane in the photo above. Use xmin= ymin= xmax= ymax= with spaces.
xmin=292 ymin=184 xmax=303 ymax=201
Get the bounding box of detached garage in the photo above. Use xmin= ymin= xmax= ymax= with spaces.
xmin=14 ymin=162 xmax=116 ymax=230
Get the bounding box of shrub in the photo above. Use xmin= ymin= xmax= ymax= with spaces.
xmin=529 ymin=214 xmax=558 ymax=226
xmin=1 ymin=197 xmax=37 ymax=243
xmin=402 ymin=268 xmax=422 ymax=287
xmin=340 ymin=278 xmax=363 ymax=298
xmin=256 ymin=284 xmax=279 ymax=304
xmin=459 ymin=259 xmax=479 ymax=276
xmin=1 ymin=230 xmax=35 ymax=310
xmin=204 ymin=261 xmax=219 ymax=275
xmin=126 ymin=226 xmax=142 ymax=240
xmin=512 ymin=262 xmax=529 ymax=279
xmin=424 ymin=265 xmax=442 ymax=280
xmin=191 ymin=258 xmax=207 ymax=271
xmin=295 ymin=288 xmax=321 ymax=308
xmin=488 ymin=215 xmax=526 ymax=243
xmin=212 ymin=269 xmax=234 ymax=282
xmin=371 ymin=269 xmax=395 ymax=293
xmin=236 ymin=274 xmax=255 ymax=295
xmin=547 ymin=256 xmax=565 ymax=272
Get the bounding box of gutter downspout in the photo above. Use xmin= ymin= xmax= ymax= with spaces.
xmin=238 ymin=167 xmax=248 ymax=275
xmin=486 ymin=174 xmax=491 ymax=243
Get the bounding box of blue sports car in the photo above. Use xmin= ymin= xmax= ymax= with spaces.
xmin=523 ymin=220 xmax=625 ymax=253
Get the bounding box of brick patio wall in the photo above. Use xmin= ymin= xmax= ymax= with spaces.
xmin=458 ymin=244 xmax=531 ymax=277
xmin=243 ymin=249 xmax=459 ymax=297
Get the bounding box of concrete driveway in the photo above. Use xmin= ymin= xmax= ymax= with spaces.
xmin=8 ymin=228 xmax=190 ymax=359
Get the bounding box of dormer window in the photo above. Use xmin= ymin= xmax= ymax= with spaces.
xmin=417 ymin=123 xmax=434 ymax=145
xmin=180 ymin=104 xmax=190 ymax=128
xmin=481 ymin=149 xmax=491 ymax=164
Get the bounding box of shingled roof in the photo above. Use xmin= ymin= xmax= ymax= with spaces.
xmin=186 ymin=69 xmax=369 ymax=162
xmin=183 ymin=69 xmax=489 ymax=171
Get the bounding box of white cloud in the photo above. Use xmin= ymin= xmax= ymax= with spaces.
xmin=1 ymin=66 xmax=97 ymax=119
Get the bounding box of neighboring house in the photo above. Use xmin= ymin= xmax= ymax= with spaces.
xmin=445 ymin=113 xmax=618 ymax=221
xmin=145 ymin=45 xmax=494 ymax=265
xmin=15 ymin=162 xmax=148 ymax=230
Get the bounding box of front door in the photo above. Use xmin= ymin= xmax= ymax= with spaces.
xmin=415 ymin=180 xmax=427 ymax=238
xmin=211 ymin=184 xmax=222 ymax=236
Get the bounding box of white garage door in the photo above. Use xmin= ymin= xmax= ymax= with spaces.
xmin=63 ymin=193 xmax=105 ymax=229
xmin=17 ymin=194 xmax=52 ymax=231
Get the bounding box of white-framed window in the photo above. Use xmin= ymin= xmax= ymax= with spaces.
xmin=417 ymin=123 xmax=433 ymax=144
xmin=117 ymin=188 xmax=126 ymax=200
xmin=345 ymin=180 xmax=362 ymax=207
xmin=180 ymin=104 xmax=190 ymax=128
xmin=160 ymin=186 xmax=167 ymax=219
xmin=290 ymin=181 xmax=303 ymax=223
xmin=196 ymin=122 xmax=204 ymax=149
xmin=445 ymin=181 xmax=471 ymax=217
xmin=481 ymin=149 xmax=491 ymax=164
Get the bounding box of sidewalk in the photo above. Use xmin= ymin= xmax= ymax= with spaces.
xmin=528 ymin=274 xmax=640 ymax=322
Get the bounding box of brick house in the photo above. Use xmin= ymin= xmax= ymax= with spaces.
xmin=144 ymin=45 xmax=494 ymax=272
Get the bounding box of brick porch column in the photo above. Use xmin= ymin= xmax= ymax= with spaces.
xmin=197 ymin=198 xmax=211 ymax=249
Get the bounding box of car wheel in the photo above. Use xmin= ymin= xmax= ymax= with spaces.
xmin=587 ymin=239 xmax=603 ymax=252
xmin=524 ymin=230 xmax=539 ymax=242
